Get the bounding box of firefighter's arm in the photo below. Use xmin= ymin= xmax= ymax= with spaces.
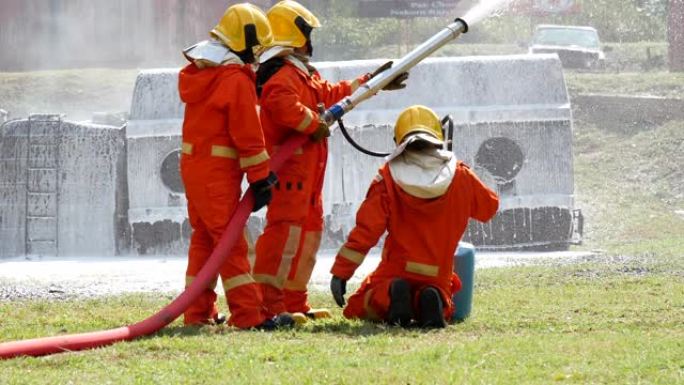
xmin=261 ymin=74 xmax=320 ymax=135
xmin=331 ymin=176 xmax=389 ymax=280
xmin=316 ymin=74 xmax=370 ymax=108
xmin=226 ymin=74 xmax=270 ymax=183
xmin=464 ymin=164 xmax=500 ymax=222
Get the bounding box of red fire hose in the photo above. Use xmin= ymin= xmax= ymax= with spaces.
xmin=0 ymin=134 xmax=310 ymax=359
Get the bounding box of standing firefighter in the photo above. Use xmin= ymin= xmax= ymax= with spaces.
xmin=329 ymin=106 xmax=499 ymax=328
xmin=252 ymin=0 xmax=408 ymax=322
xmin=179 ymin=3 xmax=292 ymax=330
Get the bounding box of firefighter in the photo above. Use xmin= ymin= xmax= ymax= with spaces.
xmin=179 ymin=3 xmax=292 ymax=330
xmin=252 ymin=0 xmax=408 ymax=322
xmin=329 ymin=105 xmax=499 ymax=328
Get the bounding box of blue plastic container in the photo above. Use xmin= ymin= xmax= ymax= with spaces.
xmin=452 ymin=242 xmax=475 ymax=321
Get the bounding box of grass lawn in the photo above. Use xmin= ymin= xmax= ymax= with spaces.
xmin=566 ymin=72 xmax=684 ymax=99
xmin=1 ymin=261 xmax=682 ymax=384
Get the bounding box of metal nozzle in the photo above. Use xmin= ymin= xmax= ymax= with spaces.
xmin=454 ymin=18 xmax=469 ymax=34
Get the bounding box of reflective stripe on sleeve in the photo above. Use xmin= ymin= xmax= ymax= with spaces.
xmin=405 ymin=261 xmax=439 ymax=277
xmin=295 ymin=109 xmax=314 ymax=132
xmin=339 ymin=246 xmax=365 ymax=265
xmin=239 ymin=149 xmax=269 ymax=169
xmin=210 ymin=145 xmax=238 ymax=158
xmin=181 ymin=142 xmax=193 ymax=155
xmin=222 ymin=274 xmax=256 ymax=292
xmin=350 ymin=79 xmax=361 ymax=93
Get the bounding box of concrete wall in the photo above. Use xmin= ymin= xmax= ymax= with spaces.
xmin=126 ymin=54 xmax=578 ymax=252
xmin=0 ymin=116 xmax=127 ymax=258
xmin=669 ymin=0 xmax=684 ymax=72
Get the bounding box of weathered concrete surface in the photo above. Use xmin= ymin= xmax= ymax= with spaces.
xmin=126 ymin=54 xmax=579 ymax=253
xmin=0 ymin=116 xmax=127 ymax=258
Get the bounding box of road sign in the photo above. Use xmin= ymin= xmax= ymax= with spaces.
xmin=358 ymin=0 xmax=463 ymax=18
xmin=512 ymin=0 xmax=581 ymax=15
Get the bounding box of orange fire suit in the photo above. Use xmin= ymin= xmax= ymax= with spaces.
xmin=179 ymin=62 xmax=271 ymax=328
xmin=252 ymin=59 xmax=369 ymax=315
xmin=331 ymin=162 xmax=499 ymax=321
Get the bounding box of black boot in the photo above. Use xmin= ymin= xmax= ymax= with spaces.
xmin=387 ymin=279 xmax=413 ymax=327
xmin=254 ymin=312 xmax=295 ymax=331
xmin=214 ymin=313 xmax=227 ymax=325
xmin=418 ymin=287 xmax=447 ymax=329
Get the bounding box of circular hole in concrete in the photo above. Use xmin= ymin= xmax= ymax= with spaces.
xmin=160 ymin=149 xmax=184 ymax=194
xmin=475 ymin=137 xmax=524 ymax=185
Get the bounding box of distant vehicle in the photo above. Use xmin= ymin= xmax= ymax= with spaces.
xmin=528 ymin=25 xmax=608 ymax=70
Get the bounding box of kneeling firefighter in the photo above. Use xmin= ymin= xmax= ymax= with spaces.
xmin=251 ymin=0 xmax=409 ymax=323
xmin=179 ymin=3 xmax=292 ymax=330
xmin=329 ymin=106 xmax=499 ymax=328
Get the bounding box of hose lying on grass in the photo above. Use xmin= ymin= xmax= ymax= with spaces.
xmin=0 ymin=134 xmax=310 ymax=359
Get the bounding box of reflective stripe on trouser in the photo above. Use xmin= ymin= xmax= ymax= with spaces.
xmin=252 ymin=143 xmax=326 ymax=315
xmin=183 ymin=275 xmax=221 ymax=325
xmin=253 ymin=224 xmax=302 ymax=316
xmin=183 ymin=181 xmax=266 ymax=328
xmin=253 ymin=226 xmax=323 ymax=315
xmin=283 ymin=230 xmax=322 ymax=313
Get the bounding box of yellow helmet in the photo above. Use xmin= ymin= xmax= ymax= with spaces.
xmin=394 ymin=105 xmax=444 ymax=145
xmin=211 ymin=3 xmax=273 ymax=53
xmin=267 ymin=1 xmax=321 ymax=48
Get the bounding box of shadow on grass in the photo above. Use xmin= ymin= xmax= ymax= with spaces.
xmin=147 ymin=318 xmax=452 ymax=339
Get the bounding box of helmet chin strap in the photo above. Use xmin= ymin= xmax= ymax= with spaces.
xmin=236 ymin=23 xmax=259 ymax=64
xmin=441 ymin=115 xmax=453 ymax=152
xmin=305 ymin=40 xmax=313 ymax=57
xmin=234 ymin=49 xmax=255 ymax=64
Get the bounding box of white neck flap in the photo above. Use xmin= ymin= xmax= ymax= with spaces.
xmin=388 ymin=147 xmax=457 ymax=199
xmin=183 ymin=39 xmax=243 ymax=68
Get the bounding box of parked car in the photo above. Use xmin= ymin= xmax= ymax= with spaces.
xmin=529 ymin=25 xmax=608 ymax=70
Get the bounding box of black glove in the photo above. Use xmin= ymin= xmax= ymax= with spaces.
xmin=370 ymin=60 xmax=394 ymax=78
xmin=368 ymin=60 xmax=409 ymax=91
xmin=310 ymin=118 xmax=330 ymax=142
xmin=330 ymin=276 xmax=347 ymax=307
xmin=250 ymin=172 xmax=278 ymax=212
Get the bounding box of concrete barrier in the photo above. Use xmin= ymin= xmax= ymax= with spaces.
xmin=0 ymin=115 xmax=127 ymax=258
xmin=124 ymin=54 xmax=580 ymax=253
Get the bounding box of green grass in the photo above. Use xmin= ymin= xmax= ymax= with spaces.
xmin=1 ymin=263 xmax=683 ymax=384
xmin=573 ymin=120 xmax=684 ymax=257
xmin=566 ymin=72 xmax=684 ymax=99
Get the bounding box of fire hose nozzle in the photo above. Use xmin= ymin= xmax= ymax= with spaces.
xmin=454 ymin=18 xmax=469 ymax=34
xmin=321 ymin=16 xmax=471 ymax=127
